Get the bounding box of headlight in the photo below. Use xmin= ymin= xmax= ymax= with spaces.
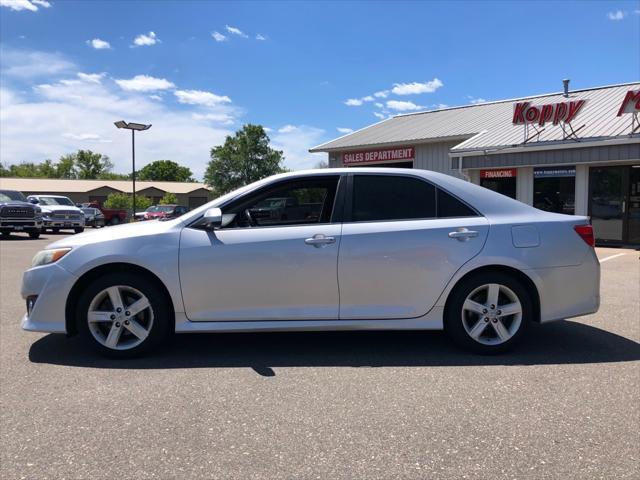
xmin=31 ymin=248 xmax=72 ymax=267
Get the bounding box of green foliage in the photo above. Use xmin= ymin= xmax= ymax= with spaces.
xmin=103 ymin=192 xmax=152 ymax=211
xmin=159 ymin=192 xmax=178 ymax=205
xmin=74 ymin=150 xmax=114 ymax=179
xmin=137 ymin=160 xmax=194 ymax=182
xmin=314 ymin=159 xmax=329 ymax=169
xmin=1 ymin=150 xmax=117 ymax=179
xmin=204 ymin=124 xmax=286 ymax=195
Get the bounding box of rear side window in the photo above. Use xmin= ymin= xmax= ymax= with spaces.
xmin=437 ymin=188 xmax=477 ymax=218
xmin=352 ymin=175 xmax=436 ymax=222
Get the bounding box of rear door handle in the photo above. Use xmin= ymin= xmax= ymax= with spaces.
xmin=448 ymin=228 xmax=479 ymax=241
xmin=305 ymin=234 xmax=336 ymax=247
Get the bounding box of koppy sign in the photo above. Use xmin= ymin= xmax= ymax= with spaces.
xmin=512 ymin=99 xmax=586 ymax=126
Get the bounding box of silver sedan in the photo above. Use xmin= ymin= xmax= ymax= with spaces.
xmin=21 ymin=168 xmax=600 ymax=357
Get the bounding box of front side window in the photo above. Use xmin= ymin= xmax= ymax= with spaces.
xmin=223 ymin=177 xmax=339 ymax=228
xmin=352 ymin=175 xmax=436 ymax=222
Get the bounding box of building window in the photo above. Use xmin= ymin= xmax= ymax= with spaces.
xmin=534 ymin=166 xmax=576 ymax=215
xmin=480 ymin=169 xmax=517 ymax=199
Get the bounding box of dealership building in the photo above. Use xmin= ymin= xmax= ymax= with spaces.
xmin=311 ymin=82 xmax=640 ymax=245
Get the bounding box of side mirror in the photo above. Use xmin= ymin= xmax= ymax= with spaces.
xmin=29 ymin=198 xmax=39 ymax=204
xmin=202 ymin=207 xmax=223 ymax=230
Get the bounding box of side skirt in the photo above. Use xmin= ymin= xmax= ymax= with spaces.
xmin=174 ymin=307 xmax=444 ymax=333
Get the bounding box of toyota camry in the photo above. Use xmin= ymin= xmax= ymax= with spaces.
xmin=21 ymin=168 xmax=600 ymax=357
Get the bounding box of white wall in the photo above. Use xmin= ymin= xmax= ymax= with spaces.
xmin=516 ymin=167 xmax=534 ymax=205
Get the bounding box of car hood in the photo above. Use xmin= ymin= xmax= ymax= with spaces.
xmin=0 ymin=200 xmax=36 ymax=208
xmin=40 ymin=205 xmax=82 ymax=213
xmin=46 ymin=217 xmax=183 ymax=249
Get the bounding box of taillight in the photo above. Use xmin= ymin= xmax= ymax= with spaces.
xmin=574 ymin=224 xmax=595 ymax=247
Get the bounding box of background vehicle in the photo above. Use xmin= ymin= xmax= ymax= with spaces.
xmin=143 ymin=204 xmax=188 ymax=220
xmin=27 ymin=195 xmax=85 ymax=233
xmin=84 ymin=202 xmax=127 ymax=225
xmin=81 ymin=208 xmax=106 ymax=228
xmin=0 ymin=189 xmax=42 ymax=239
xmin=21 ymin=169 xmax=600 ymax=358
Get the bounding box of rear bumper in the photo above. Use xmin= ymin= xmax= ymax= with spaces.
xmin=530 ymin=250 xmax=600 ymax=323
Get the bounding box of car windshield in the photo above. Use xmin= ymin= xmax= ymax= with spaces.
xmin=146 ymin=206 xmax=159 ymax=212
xmin=157 ymin=206 xmax=175 ymax=212
xmin=0 ymin=190 xmax=27 ymax=202
xmin=38 ymin=196 xmax=75 ymax=206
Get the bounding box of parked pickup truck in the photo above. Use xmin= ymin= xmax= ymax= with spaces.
xmin=27 ymin=194 xmax=85 ymax=233
xmin=0 ymin=189 xmax=43 ymax=239
xmin=84 ymin=202 xmax=128 ymax=225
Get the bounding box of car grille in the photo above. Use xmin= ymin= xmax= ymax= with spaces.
xmin=0 ymin=206 xmax=35 ymax=218
xmin=51 ymin=211 xmax=82 ymax=219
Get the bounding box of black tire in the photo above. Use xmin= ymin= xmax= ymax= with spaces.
xmin=28 ymin=230 xmax=41 ymax=239
xmin=0 ymin=231 xmax=10 ymax=238
xmin=110 ymin=217 xmax=120 ymax=226
xmin=76 ymin=272 xmax=172 ymax=358
xmin=74 ymin=227 xmax=84 ymax=234
xmin=52 ymin=228 xmax=60 ymax=233
xmin=444 ymin=271 xmax=532 ymax=354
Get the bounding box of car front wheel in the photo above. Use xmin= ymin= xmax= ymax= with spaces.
xmin=76 ymin=272 xmax=172 ymax=357
xmin=445 ymin=272 xmax=532 ymax=354
xmin=28 ymin=230 xmax=40 ymax=239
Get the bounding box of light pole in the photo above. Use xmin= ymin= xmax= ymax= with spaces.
xmin=114 ymin=121 xmax=151 ymax=220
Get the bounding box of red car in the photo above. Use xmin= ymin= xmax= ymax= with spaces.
xmin=84 ymin=202 xmax=128 ymax=225
xmin=143 ymin=205 xmax=188 ymax=220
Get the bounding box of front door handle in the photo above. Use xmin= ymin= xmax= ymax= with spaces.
xmin=448 ymin=228 xmax=479 ymax=241
xmin=305 ymin=234 xmax=336 ymax=247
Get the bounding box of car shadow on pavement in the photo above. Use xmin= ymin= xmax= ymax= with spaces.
xmin=29 ymin=320 xmax=640 ymax=375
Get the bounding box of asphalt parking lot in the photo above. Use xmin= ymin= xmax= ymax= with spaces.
xmin=1 ymin=233 xmax=638 ymax=479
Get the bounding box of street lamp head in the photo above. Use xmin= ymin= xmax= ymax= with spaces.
xmin=114 ymin=120 xmax=152 ymax=131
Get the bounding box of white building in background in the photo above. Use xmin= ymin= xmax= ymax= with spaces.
xmin=311 ymin=81 xmax=640 ymax=245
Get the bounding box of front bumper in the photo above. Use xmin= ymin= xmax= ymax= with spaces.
xmin=21 ymin=263 xmax=77 ymax=333
xmin=43 ymin=219 xmax=84 ymax=228
xmin=0 ymin=218 xmax=43 ymax=231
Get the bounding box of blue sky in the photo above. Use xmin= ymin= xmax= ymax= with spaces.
xmin=1 ymin=0 xmax=639 ymax=178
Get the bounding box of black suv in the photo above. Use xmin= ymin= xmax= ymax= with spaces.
xmin=0 ymin=189 xmax=43 ymax=239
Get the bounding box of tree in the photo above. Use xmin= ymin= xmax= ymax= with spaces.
xmin=204 ymin=124 xmax=286 ymax=195
xmin=159 ymin=192 xmax=178 ymax=205
xmin=74 ymin=150 xmax=114 ymax=179
xmin=137 ymin=160 xmax=194 ymax=182
xmin=56 ymin=155 xmax=77 ymax=179
xmin=103 ymin=192 xmax=152 ymax=211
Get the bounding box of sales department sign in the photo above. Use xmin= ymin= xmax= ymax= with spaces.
xmin=343 ymin=146 xmax=415 ymax=165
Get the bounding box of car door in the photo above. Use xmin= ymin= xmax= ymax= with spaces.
xmin=338 ymin=173 xmax=489 ymax=319
xmin=179 ymin=175 xmax=344 ymax=321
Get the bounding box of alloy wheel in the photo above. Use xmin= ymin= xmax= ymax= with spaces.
xmin=461 ymin=283 xmax=523 ymax=346
xmin=87 ymin=285 xmax=154 ymax=350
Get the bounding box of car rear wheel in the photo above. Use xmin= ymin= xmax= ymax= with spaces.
xmin=28 ymin=230 xmax=40 ymax=239
xmin=110 ymin=217 xmax=120 ymax=225
xmin=74 ymin=227 xmax=84 ymax=234
xmin=445 ymin=272 xmax=532 ymax=354
xmin=76 ymin=272 xmax=172 ymax=358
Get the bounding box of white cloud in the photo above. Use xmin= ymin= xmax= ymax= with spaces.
xmin=149 ymin=94 xmax=163 ymax=101
xmin=336 ymin=127 xmax=353 ymax=134
xmin=255 ymin=34 xmax=267 ymax=41
xmin=271 ymin=125 xmax=326 ymax=170
xmin=0 ymin=0 xmax=50 ymax=11
xmin=374 ymin=102 xmax=384 ymax=108
xmin=212 ymin=31 xmax=227 ymax=42
xmin=192 ymin=112 xmax=234 ymax=125
xmin=391 ymin=78 xmax=443 ymax=95
xmin=278 ymin=124 xmax=297 ymax=133
xmin=87 ymin=38 xmax=111 ymax=49
xmin=386 ymin=100 xmax=423 ymax=111
xmin=174 ymin=89 xmax=231 ymax=106
xmin=467 ymin=96 xmax=486 ymax=104
xmin=77 ymin=72 xmax=106 ymax=84
xmin=362 ymin=95 xmax=374 ymax=102
xmin=1 ymin=48 xmax=74 ymax=78
xmin=373 ymin=112 xmax=385 ymax=119
xmin=263 ymin=127 xmax=273 ymax=133
xmin=344 ymin=98 xmax=363 ymax=106
xmin=374 ymin=90 xmax=389 ymax=98
xmin=607 ymin=10 xmax=626 ymax=20
xmin=225 ymin=25 xmax=248 ymax=38
xmin=1 ymin=75 xmax=234 ymax=180
xmin=133 ymin=31 xmax=159 ymax=47
xmin=115 ymin=75 xmax=175 ymax=92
